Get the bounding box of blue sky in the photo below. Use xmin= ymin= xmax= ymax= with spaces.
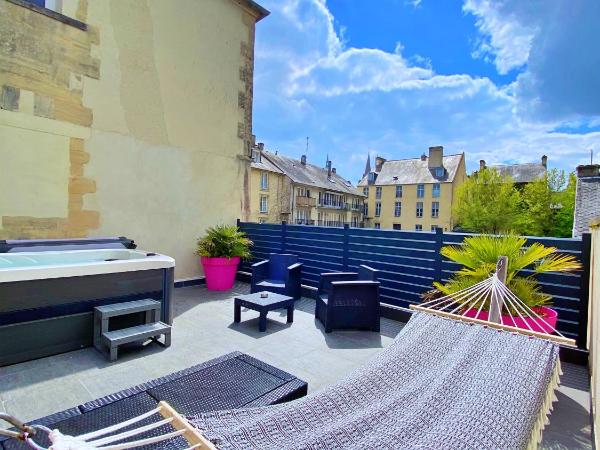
xmin=251 ymin=0 xmax=600 ymax=183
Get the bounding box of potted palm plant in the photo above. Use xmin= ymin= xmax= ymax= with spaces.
xmin=430 ymin=235 xmax=581 ymax=333
xmin=196 ymin=225 xmax=253 ymax=291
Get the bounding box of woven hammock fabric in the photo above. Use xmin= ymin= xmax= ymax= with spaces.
xmin=190 ymin=312 xmax=560 ymax=450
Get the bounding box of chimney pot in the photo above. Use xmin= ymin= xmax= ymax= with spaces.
xmin=301 ymin=154 xmax=307 ymax=165
xmin=479 ymin=160 xmax=486 ymax=170
xmin=257 ymin=142 xmax=264 ymax=151
xmin=421 ymin=153 xmax=427 ymax=161
xmin=375 ymin=156 xmax=386 ymax=172
xmin=541 ymin=155 xmax=548 ymax=168
xmin=332 ymin=167 xmax=336 ymax=174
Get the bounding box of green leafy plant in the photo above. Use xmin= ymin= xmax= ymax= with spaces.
xmin=432 ymin=235 xmax=581 ymax=310
xmin=196 ymin=225 xmax=253 ymax=259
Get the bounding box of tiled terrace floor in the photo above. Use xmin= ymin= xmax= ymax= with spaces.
xmin=0 ymin=283 xmax=592 ymax=448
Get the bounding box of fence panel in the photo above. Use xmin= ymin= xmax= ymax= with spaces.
xmin=238 ymin=221 xmax=589 ymax=346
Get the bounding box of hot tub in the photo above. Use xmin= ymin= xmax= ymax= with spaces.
xmin=0 ymin=238 xmax=175 ymax=366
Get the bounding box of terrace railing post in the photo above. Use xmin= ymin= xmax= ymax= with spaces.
xmin=434 ymin=227 xmax=444 ymax=282
xmin=578 ymin=232 xmax=592 ymax=349
xmin=237 ymin=218 xmax=241 ymax=227
xmin=281 ymin=221 xmax=287 ymax=253
xmin=342 ymin=224 xmax=350 ymax=271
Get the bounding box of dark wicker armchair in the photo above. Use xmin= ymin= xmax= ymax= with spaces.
xmin=315 ymin=265 xmax=381 ymax=333
xmin=250 ymin=253 xmax=303 ymax=300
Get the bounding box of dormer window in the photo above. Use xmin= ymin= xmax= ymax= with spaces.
xmin=434 ymin=167 xmax=445 ymax=178
xmin=367 ymin=172 xmax=377 ymax=184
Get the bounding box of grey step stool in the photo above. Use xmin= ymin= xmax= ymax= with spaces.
xmin=93 ymin=299 xmax=172 ymax=362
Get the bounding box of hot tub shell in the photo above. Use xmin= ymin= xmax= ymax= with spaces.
xmin=0 ymin=238 xmax=175 ymax=366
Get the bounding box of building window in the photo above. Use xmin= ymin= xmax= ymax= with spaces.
xmin=434 ymin=167 xmax=445 ymax=178
xmin=395 ymin=185 xmax=402 ymax=198
xmin=376 ymin=187 xmax=382 ymax=199
xmin=415 ymin=224 xmax=423 ymax=231
xmin=363 ymin=187 xmax=369 ymax=196
xmin=261 ymin=173 xmax=268 ymax=190
xmin=375 ymin=202 xmax=381 ymax=217
xmin=393 ymin=224 xmax=401 ymax=230
xmin=432 ymin=183 xmax=440 ymax=198
xmin=416 ymin=201 xmax=423 ymax=218
xmin=431 ymin=225 xmax=439 ymax=231
xmin=364 ymin=204 xmax=369 ymax=216
xmin=417 ymin=184 xmax=425 ymax=198
xmin=394 ymin=201 xmax=401 ymax=217
xmin=259 ymin=195 xmax=268 ymax=213
xmin=374 ymin=223 xmax=381 ymax=229
xmin=431 ymin=201 xmax=439 ymax=218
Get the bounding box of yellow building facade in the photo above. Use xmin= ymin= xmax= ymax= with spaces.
xmin=359 ymin=147 xmax=467 ymax=231
xmin=249 ymin=147 xmax=365 ymax=227
xmin=0 ymin=0 xmax=268 ymax=279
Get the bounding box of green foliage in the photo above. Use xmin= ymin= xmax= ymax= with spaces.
xmin=453 ymin=168 xmax=521 ymax=234
xmin=196 ymin=225 xmax=253 ymax=259
xmin=433 ymin=234 xmax=581 ymax=310
xmin=519 ymin=169 xmax=576 ymax=237
xmin=454 ymin=168 xmax=576 ymax=237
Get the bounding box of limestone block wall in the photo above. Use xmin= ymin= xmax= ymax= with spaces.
xmin=0 ymin=0 xmax=264 ymax=279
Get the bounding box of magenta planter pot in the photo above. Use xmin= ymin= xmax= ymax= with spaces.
xmin=463 ymin=306 xmax=558 ymax=334
xmin=201 ymin=256 xmax=240 ymax=291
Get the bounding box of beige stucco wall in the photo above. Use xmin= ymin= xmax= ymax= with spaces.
xmin=588 ymin=218 xmax=600 ymax=449
xmin=0 ymin=0 xmax=261 ymax=279
xmin=249 ymin=168 xmax=287 ymax=223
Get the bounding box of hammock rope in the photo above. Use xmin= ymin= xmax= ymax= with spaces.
xmin=412 ymin=258 xmax=576 ymax=347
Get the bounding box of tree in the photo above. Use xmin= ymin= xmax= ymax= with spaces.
xmin=519 ymin=169 xmax=576 ymax=237
xmin=453 ymin=168 xmax=521 ymax=234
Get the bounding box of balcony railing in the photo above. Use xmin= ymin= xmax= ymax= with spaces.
xmin=296 ymin=196 xmax=316 ymax=208
xmin=318 ymin=201 xmax=347 ymax=210
xmin=295 ymin=219 xmax=315 ymax=225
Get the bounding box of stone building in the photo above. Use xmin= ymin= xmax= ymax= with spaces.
xmin=573 ymin=164 xmax=600 ymax=238
xmin=0 ymin=0 xmax=268 ymax=279
xmin=477 ymin=156 xmax=548 ymax=187
xmin=359 ymin=147 xmax=467 ymax=231
xmin=249 ymin=145 xmax=365 ymax=227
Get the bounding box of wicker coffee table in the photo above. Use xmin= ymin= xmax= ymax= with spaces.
xmin=0 ymin=352 xmax=307 ymax=450
xmin=234 ymin=291 xmax=294 ymax=332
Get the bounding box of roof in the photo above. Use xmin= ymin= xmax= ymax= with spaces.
xmin=488 ymin=163 xmax=546 ymax=184
xmin=358 ymin=154 xmax=464 ymax=186
xmin=236 ymin=0 xmax=270 ymax=21
xmin=251 ymin=156 xmax=283 ymax=174
xmin=262 ymin=151 xmax=364 ymax=196
xmin=573 ymin=176 xmax=600 ymax=237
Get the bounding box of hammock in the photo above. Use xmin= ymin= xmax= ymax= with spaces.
xmin=2 ymin=260 xmax=566 ymax=449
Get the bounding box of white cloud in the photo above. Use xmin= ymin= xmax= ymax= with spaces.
xmin=252 ymin=0 xmax=600 ymax=182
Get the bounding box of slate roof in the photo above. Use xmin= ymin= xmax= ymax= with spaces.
xmin=357 ymin=153 xmax=464 ymax=186
xmin=573 ymin=175 xmax=600 ymax=237
xmin=488 ymin=163 xmax=546 ymax=184
xmin=250 ymin=156 xmax=283 ymax=174
xmin=262 ymin=151 xmax=364 ymax=196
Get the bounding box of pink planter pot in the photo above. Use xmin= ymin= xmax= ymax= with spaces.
xmin=201 ymin=256 xmax=240 ymax=291
xmin=463 ymin=306 xmax=558 ymax=334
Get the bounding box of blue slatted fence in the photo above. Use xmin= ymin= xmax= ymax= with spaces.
xmin=238 ymin=221 xmax=590 ymax=347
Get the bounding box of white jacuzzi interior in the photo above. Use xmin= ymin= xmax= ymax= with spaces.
xmin=0 ymin=249 xmax=153 ymax=269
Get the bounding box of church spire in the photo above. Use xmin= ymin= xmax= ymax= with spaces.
xmin=363 ymin=153 xmax=371 ymax=177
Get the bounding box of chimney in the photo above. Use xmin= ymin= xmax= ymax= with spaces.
xmin=375 ymin=156 xmax=386 ymax=172
xmin=301 ymin=154 xmax=307 ymax=165
xmin=257 ymin=142 xmax=264 ymax=151
xmin=576 ymin=164 xmax=600 ymax=178
xmin=327 ymin=160 xmax=332 ymax=178
xmin=332 ymin=167 xmax=336 ymax=174
xmin=420 ymin=153 xmax=427 ymax=161
xmin=479 ymin=160 xmax=486 ymax=171
xmin=541 ymin=155 xmax=547 ymax=168
xmin=428 ymin=146 xmax=443 ymax=168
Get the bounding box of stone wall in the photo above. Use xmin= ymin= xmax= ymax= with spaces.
xmin=0 ymin=0 xmax=265 ymax=278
